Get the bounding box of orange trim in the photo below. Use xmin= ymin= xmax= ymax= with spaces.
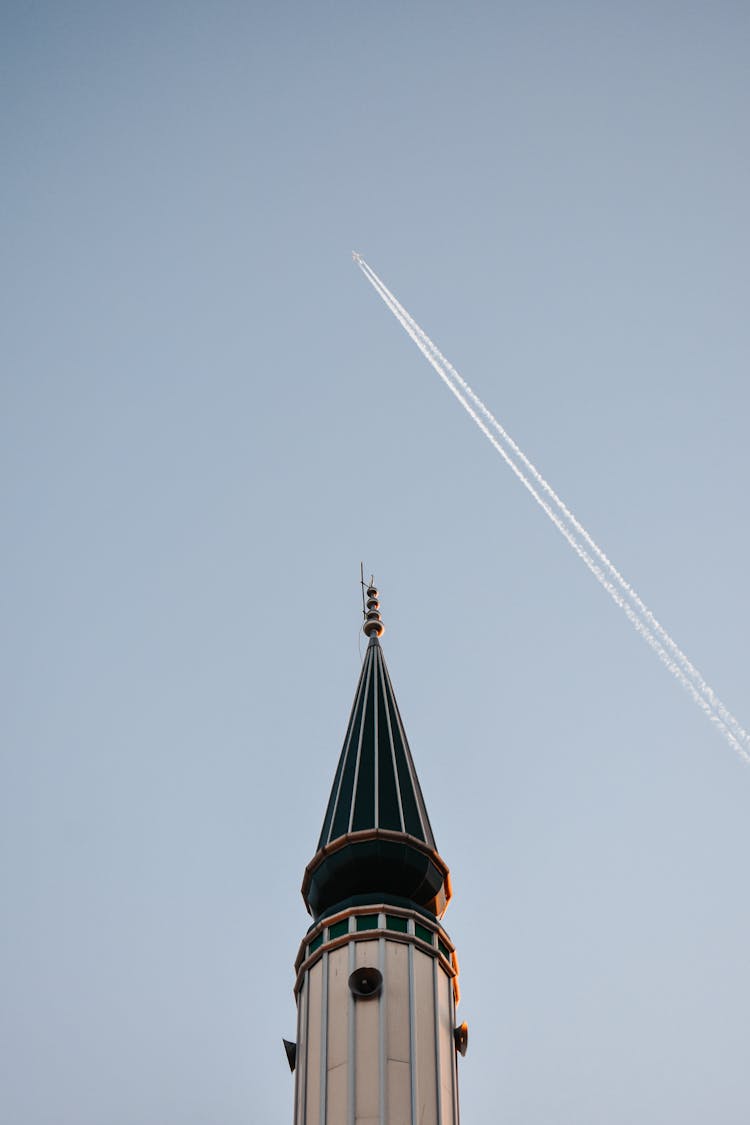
xmin=292 ymin=903 xmax=460 ymax=1002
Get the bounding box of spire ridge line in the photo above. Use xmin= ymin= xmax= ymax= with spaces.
xmin=346 ymin=649 xmax=374 ymax=836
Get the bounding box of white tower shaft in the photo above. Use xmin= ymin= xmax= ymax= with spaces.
xmin=294 ymin=905 xmax=460 ymax=1125
xmin=289 ymin=586 xmax=466 ymax=1124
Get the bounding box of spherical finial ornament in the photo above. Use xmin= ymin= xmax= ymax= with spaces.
xmin=363 ymin=584 xmax=385 ymax=637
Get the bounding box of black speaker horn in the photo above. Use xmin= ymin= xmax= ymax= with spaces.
xmin=348 ymin=966 xmax=383 ymax=1000
xmin=282 ymin=1039 xmax=297 ymax=1072
xmin=454 ymin=1022 xmax=469 ymax=1057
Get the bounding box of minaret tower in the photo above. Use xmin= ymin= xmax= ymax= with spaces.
xmin=287 ymin=583 xmax=467 ymax=1125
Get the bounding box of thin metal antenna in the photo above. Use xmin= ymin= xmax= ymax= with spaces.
xmin=360 ymin=562 xmax=367 ymax=621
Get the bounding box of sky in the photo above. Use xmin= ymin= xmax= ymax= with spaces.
xmin=2 ymin=3 xmax=749 ymax=1123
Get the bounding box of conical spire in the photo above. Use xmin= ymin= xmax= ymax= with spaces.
xmin=316 ymin=628 xmax=437 ymax=849
xmin=302 ymin=582 xmax=451 ymax=922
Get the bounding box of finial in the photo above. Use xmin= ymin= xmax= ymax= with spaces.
xmin=362 ymin=575 xmax=385 ymax=639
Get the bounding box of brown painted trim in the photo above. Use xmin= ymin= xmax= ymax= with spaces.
xmin=294 ymin=904 xmax=460 ymax=1004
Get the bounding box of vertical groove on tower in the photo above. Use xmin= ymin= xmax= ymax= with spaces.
xmin=450 ymin=982 xmax=460 ymax=1125
xmin=378 ymin=934 xmax=386 ymax=1125
xmin=347 ymin=941 xmax=355 ymax=1125
xmin=319 ymin=953 xmax=329 ymax=1124
xmin=309 ymin=965 xmax=322 ymax=1125
xmin=296 ymin=978 xmax=308 ymax=1125
xmin=408 ymin=943 xmax=417 ymax=1124
xmin=433 ymin=955 xmax=443 ymax=1123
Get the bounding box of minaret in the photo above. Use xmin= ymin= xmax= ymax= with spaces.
xmin=287 ymin=583 xmax=467 ymax=1125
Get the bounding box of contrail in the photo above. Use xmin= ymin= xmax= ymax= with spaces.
xmin=355 ymin=255 xmax=748 ymax=747
xmin=353 ymin=252 xmax=750 ymax=765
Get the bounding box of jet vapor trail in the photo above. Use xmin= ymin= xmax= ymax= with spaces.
xmin=353 ymin=252 xmax=750 ymax=765
xmin=356 ymin=255 xmax=749 ymax=749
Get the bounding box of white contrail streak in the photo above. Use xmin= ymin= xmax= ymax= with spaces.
xmin=356 ymin=257 xmax=749 ymax=747
xmin=353 ymin=252 xmax=750 ymax=765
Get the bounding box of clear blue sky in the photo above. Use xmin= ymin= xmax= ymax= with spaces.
xmin=2 ymin=3 xmax=749 ymax=1122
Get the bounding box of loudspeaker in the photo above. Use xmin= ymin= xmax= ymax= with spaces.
xmin=348 ymin=966 xmax=383 ymax=1000
xmin=282 ymin=1038 xmax=297 ymax=1072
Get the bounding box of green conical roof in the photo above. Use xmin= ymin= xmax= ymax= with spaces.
xmin=316 ymin=634 xmax=437 ymax=849
xmin=302 ymin=600 xmax=451 ymax=922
